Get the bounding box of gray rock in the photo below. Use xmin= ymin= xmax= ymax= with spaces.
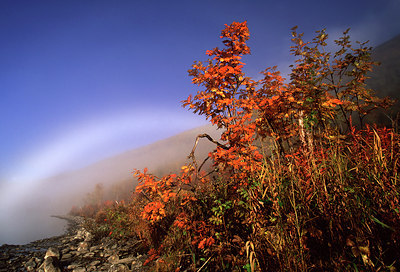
xmin=38 ymin=257 xmax=61 ymax=272
xmin=69 ymin=250 xmax=79 ymax=256
xmin=84 ymin=232 xmax=93 ymax=242
xmin=108 ymin=263 xmax=130 ymax=272
xmin=26 ymin=265 xmax=36 ymax=272
xmin=24 ymin=257 xmax=37 ymax=268
xmin=45 ymin=247 xmax=60 ymax=259
xmin=89 ymin=260 xmax=101 ymax=266
xmin=67 ymin=263 xmax=80 ymax=270
xmin=90 ymin=245 xmax=100 ymax=252
xmin=60 ymin=253 xmax=73 ymax=261
xmin=108 ymin=254 xmax=120 ymax=264
xmin=72 ymin=267 xmax=87 ymax=272
xmin=83 ymin=252 xmax=95 ymax=258
xmin=116 ymin=256 xmax=135 ymax=265
xmin=77 ymin=241 xmax=90 ymax=251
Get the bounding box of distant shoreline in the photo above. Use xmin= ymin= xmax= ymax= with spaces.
xmin=50 ymin=214 xmax=85 ymax=236
xmin=0 ymin=214 xmax=83 ymax=247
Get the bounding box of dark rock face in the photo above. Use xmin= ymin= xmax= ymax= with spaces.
xmin=366 ymin=33 xmax=400 ymax=127
xmin=0 ymin=216 xmax=147 ymax=272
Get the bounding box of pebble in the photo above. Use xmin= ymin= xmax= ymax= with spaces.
xmin=0 ymin=215 xmax=148 ymax=271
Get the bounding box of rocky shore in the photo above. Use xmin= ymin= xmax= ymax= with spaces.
xmin=0 ymin=215 xmax=147 ymax=272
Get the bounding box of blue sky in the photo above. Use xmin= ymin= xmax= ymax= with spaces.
xmin=1 ymin=0 xmax=399 ymax=185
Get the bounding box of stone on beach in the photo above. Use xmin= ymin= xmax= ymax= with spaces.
xmin=0 ymin=215 xmax=147 ymax=272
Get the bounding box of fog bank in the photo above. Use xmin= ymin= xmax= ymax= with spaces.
xmin=0 ymin=125 xmax=220 ymax=245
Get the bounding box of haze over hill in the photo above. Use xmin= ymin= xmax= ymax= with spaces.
xmin=0 ymin=124 xmax=221 ymax=245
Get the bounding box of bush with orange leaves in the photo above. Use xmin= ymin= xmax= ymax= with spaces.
xmin=125 ymin=21 xmax=399 ymax=271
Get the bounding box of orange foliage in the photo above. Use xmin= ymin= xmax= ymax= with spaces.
xmin=129 ymin=21 xmax=398 ymax=271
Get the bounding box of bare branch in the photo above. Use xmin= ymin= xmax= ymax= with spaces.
xmin=189 ymin=133 xmax=229 ymax=158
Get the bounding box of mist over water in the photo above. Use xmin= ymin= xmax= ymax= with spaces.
xmin=0 ymin=124 xmax=220 ymax=245
xmin=0 ymin=179 xmax=79 ymax=245
xmin=0 ymin=208 xmax=67 ymax=245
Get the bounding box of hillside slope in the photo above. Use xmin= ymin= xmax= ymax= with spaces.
xmin=40 ymin=123 xmax=221 ymax=205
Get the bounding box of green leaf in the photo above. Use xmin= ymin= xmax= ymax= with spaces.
xmin=243 ymin=263 xmax=252 ymax=272
xmin=371 ymin=215 xmax=394 ymax=230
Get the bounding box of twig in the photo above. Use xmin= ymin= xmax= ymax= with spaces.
xmin=197 ymin=156 xmax=210 ymax=173
xmin=188 ymin=133 xmax=227 ymax=172
xmin=188 ymin=134 xmax=229 ymax=162
xmin=197 ymin=256 xmax=213 ymax=272
xmin=140 ymin=191 xmax=153 ymax=202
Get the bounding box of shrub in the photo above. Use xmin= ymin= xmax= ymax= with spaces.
xmin=109 ymin=22 xmax=399 ymax=271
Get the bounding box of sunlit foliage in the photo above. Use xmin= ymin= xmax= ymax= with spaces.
xmin=82 ymin=22 xmax=399 ymax=271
